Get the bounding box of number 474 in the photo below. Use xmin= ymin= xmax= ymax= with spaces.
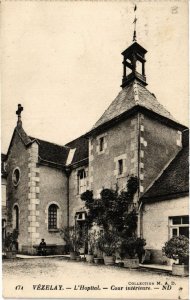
xmin=15 ymin=285 xmax=23 ymax=290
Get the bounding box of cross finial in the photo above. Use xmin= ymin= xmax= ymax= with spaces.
xmin=16 ymin=104 xmax=23 ymax=127
xmin=133 ymin=4 xmax=137 ymax=42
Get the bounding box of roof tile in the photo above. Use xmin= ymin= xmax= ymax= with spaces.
xmin=92 ymin=80 xmax=176 ymax=130
xmin=30 ymin=137 xmax=70 ymax=166
xmin=142 ymin=144 xmax=189 ymax=200
xmin=65 ymin=136 xmax=88 ymax=165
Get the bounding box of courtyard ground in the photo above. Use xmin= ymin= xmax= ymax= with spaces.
xmin=2 ymin=257 xmax=188 ymax=299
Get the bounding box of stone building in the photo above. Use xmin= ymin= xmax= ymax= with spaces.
xmin=141 ymin=129 xmax=189 ymax=263
xmin=1 ymin=154 xmax=7 ymax=245
xmin=2 ymin=40 xmax=189 ymax=261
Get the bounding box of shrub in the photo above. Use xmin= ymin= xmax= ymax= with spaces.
xmin=119 ymin=237 xmax=146 ymax=260
xmin=97 ymin=230 xmax=120 ymax=256
xmin=4 ymin=229 xmax=19 ymax=251
xmin=80 ymin=176 xmax=142 ymax=258
xmin=85 ymin=230 xmax=99 ymax=255
xmin=163 ymin=235 xmax=189 ymax=264
xmin=80 ymin=176 xmax=139 ymax=233
xmin=60 ymin=225 xmax=84 ymax=254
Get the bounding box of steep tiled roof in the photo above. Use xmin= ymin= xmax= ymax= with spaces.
xmin=142 ymin=145 xmax=189 ymax=200
xmin=93 ymin=80 xmax=176 ymax=130
xmin=30 ymin=137 xmax=70 ymax=166
xmin=12 ymin=126 xmax=88 ymax=167
xmin=16 ymin=127 xmax=32 ymax=145
xmin=29 ymin=135 xmax=88 ymax=166
xmin=65 ymin=136 xmax=89 ymax=165
xmin=7 ymin=126 xmax=32 ymax=157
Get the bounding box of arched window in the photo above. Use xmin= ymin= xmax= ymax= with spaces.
xmin=48 ymin=204 xmax=58 ymax=230
xmin=13 ymin=205 xmax=19 ymax=230
xmin=2 ymin=219 xmax=6 ymax=241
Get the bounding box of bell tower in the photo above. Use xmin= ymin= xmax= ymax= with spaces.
xmin=121 ymin=42 xmax=147 ymax=88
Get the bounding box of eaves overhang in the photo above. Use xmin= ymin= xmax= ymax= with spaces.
xmin=140 ymin=190 xmax=189 ymax=204
xmin=85 ymin=105 xmax=187 ymax=138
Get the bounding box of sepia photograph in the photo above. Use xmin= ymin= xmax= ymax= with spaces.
xmin=1 ymin=1 xmax=189 ymax=299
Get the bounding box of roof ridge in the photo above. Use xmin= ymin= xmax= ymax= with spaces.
xmin=65 ymin=134 xmax=87 ymax=146
xmin=91 ymin=79 xmax=179 ymax=131
xmin=136 ymin=81 xmax=176 ymax=117
xmin=16 ymin=127 xmax=32 ymax=145
xmin=92 ymin=81 xmax=135 ymax=130
xmin=29 ymin=136 xmax=70 ymax=149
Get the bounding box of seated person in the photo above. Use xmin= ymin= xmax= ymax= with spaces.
xmin=38 ymin=239 xmax=47 ymax=256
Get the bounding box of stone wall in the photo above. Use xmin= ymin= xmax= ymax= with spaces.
xmin=27 ymin=141 xmax=40 ymax=252
xmin=38 ymin=165 xmax=67 ymax=246
xmin=89 ymin=116 xmax=139 ymax=198
xmin=142 ymin=196 xmax=189 ymax=264
xmin=141 ymin=114 xmax=182 ymax=193
xmin=2 ymin=177 xmax=7 ymax=220
xmin=69 ymin=165 xmax=88 ymax=226
xmin=6 ymin=131 xmax=30 ymax=250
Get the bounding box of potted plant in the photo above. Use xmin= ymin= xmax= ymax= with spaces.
xmin=119 ymin=237 xmax=146 ymax=268
xmin=97 ymin=230 xmax=119 ymax=265
xmin=80 ymin=177 xmax=140 ymax=266
xmin=85 ymin=230 xmax=98 ymax=263
xmin=163 ymin=235 xmax=189 ymax=276
xmin=61 ymin=226 xmax=83 ymax=260
xmin=4 ymin=230 xmax=19 ymax=259
xmin=93 ymin=254 xmax=103 ymax=265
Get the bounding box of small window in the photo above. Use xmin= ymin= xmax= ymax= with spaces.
xmin=172 ymin=216 xmax=189 ymax=225
xmin=182 ymin=216 xmax=189 ymax=224
xmin=172 ymin=216 xmax=181 ymax=225
xmin=99 ymin=137 xmax=104 ymax=152
xmin=172 ymin=228 xmax=178 ymax=237
xmin=48 ymin=204 xmax=58 ymax=230
xmin=76 ymin=212 xmax=86 ymax=221
xmin=78 ymin=213 xmax=83 ymax=220
xmin=77 ymin=169 xmax=87 ymax=194
xmin=12 ymin=168 xmax=20 ymax=186
xmin=118 ymin=159 xmax=123 ymax=175
xmin=179 ymin=227 xmax=189 ymax=237
xmin=170 ymin=216 xmax=189 ymax=239
xmin=13 ymin=205 xmax=19 ymax=230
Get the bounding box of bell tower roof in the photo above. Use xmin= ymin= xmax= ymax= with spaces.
xmin=121 ymin=42 xmax=147 ymax=88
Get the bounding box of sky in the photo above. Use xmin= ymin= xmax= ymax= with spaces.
xmin=1 ymin=1 xmax=188 ymax=154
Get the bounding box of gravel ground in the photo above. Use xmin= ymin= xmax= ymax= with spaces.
xmin=3 ymin=257 xmax=188 ymax=299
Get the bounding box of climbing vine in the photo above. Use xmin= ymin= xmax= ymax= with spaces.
xmin=81 ymin=176 xmax=139 ymax=236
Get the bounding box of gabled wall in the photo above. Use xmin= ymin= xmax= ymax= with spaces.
xmin=6 ymin=130 xmax=30 ymax=249
xmin=139 ymin=114 xmax=182 ymax=194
